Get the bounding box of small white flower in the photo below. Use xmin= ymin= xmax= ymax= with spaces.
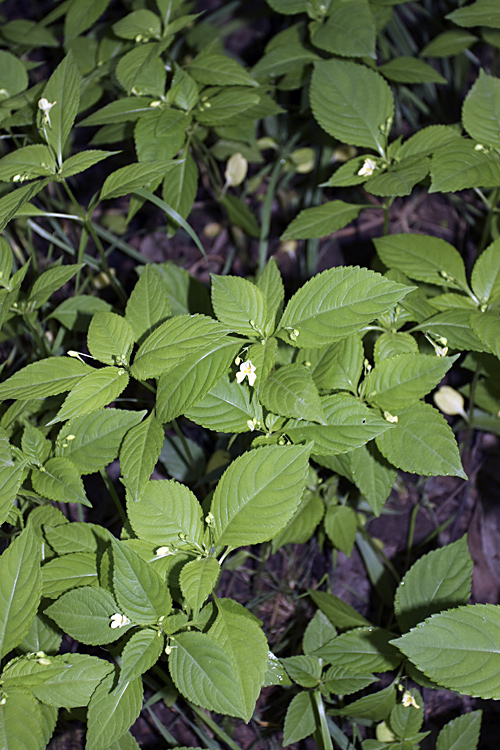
xmin=357 ymin=158 xmax=378 ymax=177
xmin=155 ymin=546 xmax=172 ymax=557
xmin=402 ymin=691 xmax=420 ymax=709
xmin=236 ymin=360 xmax=257 ymax=387
xmin=384 ymin=411 xmax=398 ymax=423
xmin=38 ymin=98 xmax=56 ymax=127
xmin=110 ymin=613 xmax=130 ymax=629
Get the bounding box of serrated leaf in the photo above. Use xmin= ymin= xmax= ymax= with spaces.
xmin=446 ymin=1 xmax=500 ymax=29
xmin=365 ymin=354 xmax=457 ymax=411
xmin=0 ymin=688 xmax=43 ymax=750
xmin=281 ymin=655 xmax=322 ymax=687
xmin=112 ymin=538 xmax=171 ymax=625
xmin=378 ymin=57 xmax=446 ymax=83
xmin=303 ymin=336 xmax=364 ymax=393
xmin=42 ymin=551 xmax=98 ymax=598
xmin=168 ymin=631 xmax=249 ymax=719
xmin=180 ymin=557 xmax=220 ymax=615
xmin=310 ymin=59 xmax=393 ymax=153
xmin=471 ymin=238 xmax=500 ymax=304
xmin=374 ymin=331 xmax=418 ymax=361
xmin=125 ymin=265 xmax=171 ymax=342
xmin=220 ymin=194 xmax=260 ymax=238
xmin=0 ymin=461 xmax=25 ymax=526
xmin=40 ymin=53 xmax=80 ymax=165
xmin=32 ymin=457 xmax=90 ymax=506
xmin=86 ymin=672 xmax=143 ymax=750
xmin=56 ymin=408 xmax=144 ymax=474
xmin=281 ymin=201 xmax=363 ymax=240
xmin=365 ymin=156 xmax=431 ymax=197
xmin=211 ymin=444 xmax=310 ymax=547
xmin=394 ymin=536 xmax=472 ymax=633
xmin=324 ymin=505 xmax=357 ymax=557
xmin=120 ymin=413 xmax=164 ymax=502
xmin=392 ymin=604 xmax=500 ymax=698
xmin=0 ymin=179 xmax=51 ymax=232
xmin=420 ymin=30 xmax=477 ymax=57
xmin=349 ymin=442 xmax=397 ymax=516
xmin=208 ymin=599 xmax=268 ymax=720
xmin=186 ymin=376 xmax=256 ymax=433
xmin=309 ymin=589 xmax=370 ymax=629
xmin=131 ymin=314 xmax=229 ymax=380
xmin=127 ymin=479 xmax=204 ymax=548
xmin=286 ymin=393 xmax=392 ymax=456
xmin=48 ymin=295 xmax=111 ymax=331
xmin=324 ymin=666 xmax=376 ymax=696
xmin=311 ymin=0 xmax=375 ymax=57
xmin=414 ymin=309 xmax=486 ymax=352
xmin=155 ymin=338 xmax=241 ymax=422
xmin=374 ymin=233 xmax=468 ymax=290
xmin=257 ymin=257 xmax=284 ymax=331
xmin=59 ymin=149 xmax=117 ymax=178
xmin=18 ymin=613 xmax=62 ymax=656
xmin=0 ymin=357 xmax=89 ymax=400
xmin=64 ymin=0 xmax=112 ymax=40
xmin=45 ymin=587 xmax=127 ymax=645
xmin=100 ymin=160 xmax=176 ymax=200
xmin=116 ymin=43 xmax=165 ymax=97
xmin=283 ymin=691 xmax=316 ymax=746
xmin=162 ymin=153 xmax=198 ymax=230
xmin=317 ymin=627 xmax=401 ymax=672
xmin=0 ymin=526 xmax=41 ymax=658
xmin=80 ymin=97 xmax=154 ymax=127
xmin=263 ymin=651 xmax=292 ymax=687
xmin=211 ymin=275 xmax=268 ymax=338
xmin=471 ymin=311 xmax=500 ymax=358
xmin=135 ymin=109 xmax=187 ymax=162
xmin=265 ymin=0 xmax=306 ymax=13
xmin=375 ymin=402 xmax=467 ymax=478
xmin=118 ymin=629 xmax=164 ymax=685
xmin=0 ymin=145 xmax=57 ymax=182
xmin=331 ymin=683 xmax=396 ymax=721
xmin=260 ymin=364 xmax=324 ymax=422
xmin=271 ymin=489 xmax=324 ymax=551
xmin=48 ymin=367 xmax=129 ymax=425
xmin=188 ymin=51 xmax=258 ymax=86
xmin=112 ymin=9 xmax=161 ymax=40
xmin=303 ymin=610 xmax=337 ymax=654
xmin=0 ymin=49 xmax=28 ymax=98
xmin=398 ymin=125 xmax=462 ymax=160
xmin=87 ymin=312 xmax=135 ymax=366
xmin=436 ymin=710 xmax=482 ymax=750
xmin=430 ymin=139 xmax=500 ymax=193
xmin=463 ymin=70 xmax=500 ymax=149
xmin=277 ymin=266 xmax=411 ymax=347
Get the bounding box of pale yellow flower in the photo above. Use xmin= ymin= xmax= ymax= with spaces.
xmin=402 ymin=691 xmax=420 ymax=709
xmin=236 ymin=360 xmax=256 ymax=387
xmin=357 ymin=158 xmax=378 ymax=177
xmin=110 ymin=613 xmax=130 ymax=629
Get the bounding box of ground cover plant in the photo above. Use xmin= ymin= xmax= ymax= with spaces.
xmin=1 ymin=0 xmax=500 ymax=747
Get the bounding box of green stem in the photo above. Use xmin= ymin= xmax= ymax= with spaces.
xmin=383 ymin=197 xmax=393 ymax=236
xmin=313 ymin=690 xmax=334 ymax=750
xmin=478 ymin=187 xmax=499 ymax=254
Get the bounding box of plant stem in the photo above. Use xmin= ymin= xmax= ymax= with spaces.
xmin=313 ymin=690 xmax=334 ymax=750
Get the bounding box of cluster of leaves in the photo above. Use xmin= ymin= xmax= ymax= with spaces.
xmin=1 ymin=0 xmax=500 ymax=748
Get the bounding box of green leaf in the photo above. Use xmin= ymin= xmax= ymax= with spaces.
xmin=125 ymin=265 xmax=171 ymax=342
xmin=0 ymin=145 xmax=57 ymax=182
xmin=398 ymin=125 xmax=462 ymax=160
xmin=120 ymin=414 xmax=164 ymax=502
xmin=135 ymin=110 xmax=188 ymax=162
xmin=156 ymin=261 xmax=211 ymax=316
xmin=331 ymin=683 xmax=396 ymax=721
xmin=87 ymin=312 xmax=135 ymax=366
xmin=42 ymin=551 xmax=98 ymax=598
xmin=260 ymin=364 xmax=324 ymax=423
xmin=324 ymin=666 xmax=376 ymax=696
xmin=0 ymin=526 xmax=41 ymax=658
xmin=0 ymin=461 xmax=26 ymax=526
xmin=283 ymin=691 xmax=316 ymax=746
xmin=471 ymin=312 xmax=500 ymax=358
xmin=0 ymin=358 xmax=90 ymax=402
xmin=56 ymin=408 xmax=144 ymax=474
xmin=220 ymin=194 xmax=260 ymax=238
xmin=112 ymin=538 xmax=172 ymax=625
xmin=420 ymin=30 xmax=477 ymax=57
xmin=271 ymin=488 xmax=325 ymax=551
xmin=389 ymin=688 xmax=423 ymax=738
xmin=394 ymin=536 xmax=472 ymax=633
xmin=211 ymin=444 xmax=310 ymax=547
xmin=188 ymin=51 xmax=258 ymax=87
xmin=48 ymin=366 xmax=129 ymax=425
xmin=281 ymin=201 xmax=363 ymax=240
xmin=471 ymin=238 xmax=500 ymax=304
xmin=263 ymin=651 xmax=292 ymax=687
xmin=375 ymin=401 xmax=467 ymax=479
xmin=446 ymin=1 xmax=500 ymax=29
xmin=186 ymin=376 xmax=257 ymax=434
xmin=317 ymin=627 xmax=401 ymax=672
xmin=119 ymin=629 xmax=164 ymax=685
xmin=436 ymin=710 xmax=482 ymax=750
xmin=349 ymin=442 xmax=397 ymax=516
xmin=32 ymin=457 xmax=90 ymax=506
xmin=430 ymin=139 xmax=500 ymax=193
xmin=195 ymin=87 xmax=260 ymax=126
xmin=211 ymin=274 xmax=268 ymax=337
xmin=374 ymin=233 xmax=468 ymax=290
xmin=265 ymin=0 xmax=306 ymax=13
xmin=324 ymin=505 xmax=357 ymax=557
xmin=112 ymin=9 xmax=162 ymax=40
xmin=208 ymin=599 xmax=268 ymax=720
xmin=309 ymin=589 xmax=370 ymax=629
xmin=378 ymin=57 xmax=446 ymax=83
xmin=59 ymin=149 xmax=117 ymax=179
xmin=127 ymin=479 xmax=204 ymax=548
xmin=253 ymin=38 xmax=319 ymax=80
xmin=365 ymin=156 xmax=431 ymax=197
xmin=392 ymin=603 xmax=500 ymax=698
xmin=277 ymin=266 xmax=411 ymax=348
xmin=27 ymin=263 xmax=83 ymax=310
xmin=374 ymin=331 xmax=418 ymax=361
xmin=155 ymin=338 xmax=241 ymax=422
xmin=100 ymin=160 xmax=177 ymax=201
xmin=131 ymin=313 xmax=229 ymax=380
xmin=80 ymin=97 xmax=154 ymax=127
xmin=0 ymin=689 xmax=43 ymax=750
xmin=159 ymin=433 xmax=206 ymax=482
xmin=414 ymin=309 xmax=487 ymax=352
xmin=286 ymin=393 xmax=392 ymax=456
xmin=0 ymin=179 xmax=51 ymax=232
xmin=0 ymin=50 xmax=28 ymax=98
xmin=311 ymin=0 xmax=375 ymax=57
xmin=169 ymin=631 xmax=250 ymax=720
xmin=257 ymin=257 xmax=284 ymax=331
xmin=43 ymin=521 xmax=108 ymax=556
xmin=162 ymin=153 xmax=198 ymax=231
xmin=48 ymin=295 xmax=111 ymax=331
xmin=303 ymin=610 xmax=337 ymax=654
xmin=463 ymin=70 xmax=500 ymax=149
xmin=64 ymin=0 xmax=112 ymax=40
xmin=40 ymin=53 xmax=80 ymax=166
xmin=86 ymin=672 xmax=143 ymax=750
xmin=365 ymin=354 xmax=458 ymax=411
xmin=44 ymin=587 xmax=127 ymax=645
xmin=281 ymin=655 xmax=322 ymax=687
xmin=310 ymin=59 xmax=393 ymax=153
xmin=116 ymin=43 xmax=165 ymax=97
xmin=180 ymin=558 xmax=220 ymax=615
xmin=303 ymin=336 xmax=364 ymax=394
